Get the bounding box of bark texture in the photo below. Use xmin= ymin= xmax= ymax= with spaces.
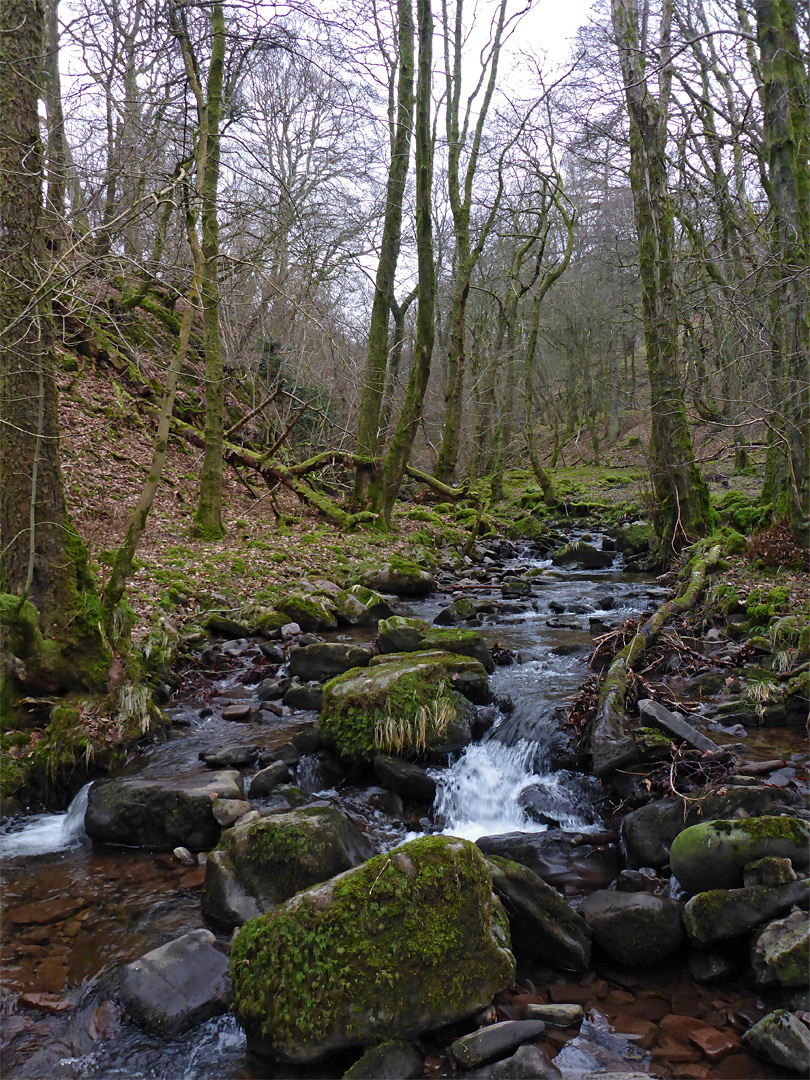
xmin=0 ymin=0 xmax=110 ymax=693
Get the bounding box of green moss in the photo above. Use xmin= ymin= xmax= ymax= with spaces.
xmin=229 ymin=836 xmax=512 ymax=1055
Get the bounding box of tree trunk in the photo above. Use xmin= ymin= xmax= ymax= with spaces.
xmin=754 ymin=0 xmax=810 ymax=544
xmin=0 ymin=0 xmax=111 ymax=695
xmin=611 ymin=0 xmax=714 ymax=555
xmin=354 ymin=0 xmax=415 ymax=508
xmin=374 ymin=0 xmax=435 ymax=525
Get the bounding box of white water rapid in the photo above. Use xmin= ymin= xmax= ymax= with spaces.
xmin=0 ymin=782 xmax=91 ymax=858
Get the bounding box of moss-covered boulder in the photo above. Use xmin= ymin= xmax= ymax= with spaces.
xmin=577 ymin=890 xmax=685 ymax=967
xmin=615 ymin=522 xmax=653 ymax=555
xmin=551 ymin=542 xmax=613 ymax=569
xmin=620 ymin=786 xmax=809 ymax=868
xmin=682 ymin=878 xmax=810 ymax=945
xmin=230 ymin=836 xmax=515 ymax=1063
xmin=85 ymin=772 xmax=242 ymax=851
xmin=201 ymin=807 xmax=375 ymax=929
xmin=670 ymin=817 xmax=810 ymax=895
xmin=434 ymin=597 xmax=480 ymax=625
xmin=358 ymin=558 xmax=433 ymax=597
xmin=343 ymin=586 xmax=395 ymax=622
xmin=288 ymin=642 xmax=372 ymax=682
xmin=277 ymin=592 xmax=338 ymax=631
xmin=751 ymin=911 xmax=810 ymax=988
xmin=377 ymin=616 xmax=432 ymax=654
xmin=320 ymin=654 xmax=481 ymax=760
xmin=418 ymin=628 xmax=494 ymax=673
xmin=369 ymin=649 xmax=490 ymax=703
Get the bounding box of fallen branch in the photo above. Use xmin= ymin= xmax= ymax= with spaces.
xmin=588 ymin=545 xmax=722 ymax=777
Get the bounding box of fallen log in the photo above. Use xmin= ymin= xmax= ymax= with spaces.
xmin=589 ymin=544 xmax=722 ymax=777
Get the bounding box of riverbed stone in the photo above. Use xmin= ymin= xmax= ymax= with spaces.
xmin=751 ymin=911 xmax=810 ymax=987
xmin=620 ymin=785 xmax=809 ymax=868
xmin=202 ymin=744 xmax=260 ymax=768
xmin=523 ymin=1004 xmax=584 ymax=1027
xmin=484 ymin=855 xmax=591 ymax=970
xmin=343 ymin=1040 xmax=423 ymax=1079
xmin=682 ymin=877 xmax=810 ymax=945
xmin=201 ymin=806 xmax=375 ymax=928
xmin=477 ymin=830 xmax=621 ymax=896
xmin=115 ymin=929 xmax=230 ymax=1037
xmin=343 ymin=585 xmax=395 ymax=622
xmin=669 ymin=816 xmax=810 ymax=894
xmin=450 ymin=1020 xmax=546 ymax=1067
xmin=212 ymin=798 xmax=253 ymax=828
xmin=249 ymin=762 xmax=291 ymax=798
xmin=741 ymin=1009 xmax=810 ymax=1074
xmin=551 ymin=542 xmax=613 ymax=569
xmin=320 ymin=653 xmax=487 ymax=760
xmin=377 ymin=616 xmax=432 ymax=654
xmin=743 ymin=855 xmax=798 ymax=887
xmin=85 ymin=772 xmax=241 ymax=851
xmin=289 ymin=642 xmax=372 ymax=681
xmin=359 ymin=559 xmax=433 ymax=596
xmin=489 ymin=1044 xmax=561 ymax=1078
xmin=577 ymin=890 xmax=685 ymax=967
xmin=373 ymin=755 xmax=436 ymax=804
xmin=282 ymin=682 xmax=324 ymax=711
xmin=230 ymin=835 xmax=515 ymax=1063
xmin=434 ymin=597 xmax=480 ymax=625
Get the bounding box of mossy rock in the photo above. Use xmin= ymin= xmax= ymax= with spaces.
xmin=368 ymin=649 xmax=490 ymax=703
xmin=277 ymin=593 xmax=338 ymax=631
xmin=320 ymin=655 xmax=473 ymax=761
xmin=615 ymin=522 xmax=653 ymax=555
xmin=751 ymin=911 xmax=810 ymax=988
xmin=341 ymin=586 xmax=395 ymax=624
xmin=670 ymin=817 xmax=810 ymax=896
xmin=551 ymin=541 xmax=613 ymax=569
xmin=201 ymin=807 xmax=375 ymax=929
xmin=417 ymin=628 xmax=494 ymax=673
xmin=433 ymin=597 xmax=479 ymax=625
xmin=357 ymin=558 xmax=433 ymax=597
xmin=377 ymin=616 xmax=432 ymax=654
xmin=252 ymin=609 xmax=288 ymax=636
xmin=229 ymin=835 xmax=514 ymax=1063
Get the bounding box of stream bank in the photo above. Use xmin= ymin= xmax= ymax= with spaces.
xmin=1 ymin=525 xmax=808 ymax=1079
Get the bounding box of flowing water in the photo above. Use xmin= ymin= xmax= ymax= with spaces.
xmin=0 ymin=536 xmax=791 ymax=1078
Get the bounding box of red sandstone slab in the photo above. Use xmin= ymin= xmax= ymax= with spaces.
xmin=689 ymin=1026 xmax=740 ymax=1061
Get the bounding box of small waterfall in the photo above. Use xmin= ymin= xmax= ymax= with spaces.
xmin=432 ymin=740 xmax=546 ymax=841
xmin=0 ymin=783 xmax=91 ymax=858
xmin=433 ymin=739 xmax=600 ymax=842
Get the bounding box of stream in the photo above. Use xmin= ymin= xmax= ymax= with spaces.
xmin=0 ymin=535 xmax=800 ymax=1079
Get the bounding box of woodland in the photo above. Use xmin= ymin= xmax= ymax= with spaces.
xmin=0 ymin=0 xmax=809 ymax=1076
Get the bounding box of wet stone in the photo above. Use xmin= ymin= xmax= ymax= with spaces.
xmin=222 ymin=703 xmax=254 ymax=722
xmin=7 ymin=897 xmax=88 ymax=926
xmin=115 ymin=929 xmax=231 ymax=1038
xmin=523 ymin=1004 xmax=584 ymax=1027
xmin=689 ymin=1027 xmax=740 ymax=1061
xmin=202 ymin=744 xmax=260 ymax=768
xmin=741 ymin=1009 xmax=810 ymax=1074
xmin=450 ymin=1020 xmax=546 ymax=1067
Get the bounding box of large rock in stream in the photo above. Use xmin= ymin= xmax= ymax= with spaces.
xmin=202 ymin=807 xmax=375 ymax=928
xmin=358 ymin=559 xmax=433 ymax=596
xmin=115 ymin=929 xmax=230 ymax=1037
xmin=230 ymin=836 xmax=515 ymax=1063
xmin=85 ymin=772 xmax=242 ymax=851
xmin=484 ymin=855 xmax=591 ymax=970
xmin=577 ymin=891 xmax=685 ymax=967
xmin=669 ymin=816 xmax=810 ymax=895
xmin=620 ymin=785 xmax=809 ymax=868
xmin=477 ymin=830 xmax=621 ymax=896
xmin=319 ymin=652 xmax=485 ymax=760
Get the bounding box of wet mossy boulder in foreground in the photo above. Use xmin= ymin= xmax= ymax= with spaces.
xmin=85 ymin=772 xmax=242 ymax=851
xmin=319 ymin=652 xmax=486 ymax=760
xmin=682 ymin=877 xmax=810 ymax=946
xmin=751 ymin=911 xmax=810 ymax=988
xmin=202 ymin=807 xmax=375 ymax=929
xmin=230 ymin=836 xmax=514 ymax=1063
xmin=670 ymin=816 xmax=810 ymax=895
